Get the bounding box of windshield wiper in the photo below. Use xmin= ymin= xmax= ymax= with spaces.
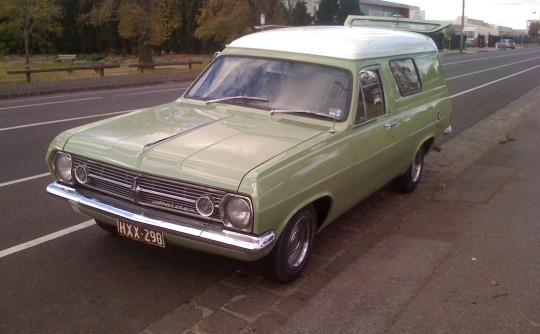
xmin=270 ymin=109 xmax=339 ymax=121
xmin=206 ymin=96 xmax=269 ymax=105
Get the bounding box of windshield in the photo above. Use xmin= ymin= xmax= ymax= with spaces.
xmin=185 ymin=56 xmax=352 ymax=121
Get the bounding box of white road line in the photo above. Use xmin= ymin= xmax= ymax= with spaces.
xmin=0 ymin=97 xmax=102 ymax=111
xmin=0 ymin=83 xmax=190 ymax=105
xmin=116 ymin=87 xmax=184 ymax=97
xmin=0 ymin=220 xmax=95 ymax=259
xmin=444 ymin=49 xmax=539 ymax=65
xmin=0 ymin=173 xmax=50 ymax=188
xmin=0 ymin=90 xmax=108 ymax=104
xmin=446 ymin=56 xmax=540 ymax=81
xmin=0 ymin=109 xmax=136 ymax=132
xmin=450 ymin=64 xmax=540 ymax=99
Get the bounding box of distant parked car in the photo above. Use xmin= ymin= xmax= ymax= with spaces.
xmin=496 ymin=39 xmax=515 ymax=49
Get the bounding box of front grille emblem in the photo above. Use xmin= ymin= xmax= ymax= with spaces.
xmin=131 ymin=176 xmax=142 ymax=203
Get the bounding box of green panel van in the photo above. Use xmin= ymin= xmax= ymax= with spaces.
xmin=46 ymin=18 xmax=452 ymax=282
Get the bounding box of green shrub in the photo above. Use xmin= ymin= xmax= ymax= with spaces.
xmin=86 ymin=53 xmax=105 ymax=62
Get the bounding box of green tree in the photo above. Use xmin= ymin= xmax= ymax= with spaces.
xmin=337 ymin=0 xmax=361 ymax=24
xmin=54 ymin=0 xmax=128 ymax=56
xmin=289 ymin=1 xmax=312 ymax=26
xmin=166 ymin=0 xmax=204 ymax=53
xmin=316 ymin=0 xmax=338 ymax=25
xmin=444 ymin=25 xmax=456 ymax=50
xmin=251 ymin=0 xmax=289 ymax=26
xmin=0 ymin=0 xmax=63 ymax=64
xmin=82 ymin=0 xmax=181 ymax=64
xmin=195 ymin=0 xmax=254 ymax=47
xmin=528 ymin=20 xmax=539 ymax=40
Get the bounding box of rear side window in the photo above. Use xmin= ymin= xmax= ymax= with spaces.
xmin=356 ymin=69 xmax=385 ymax=124
xmin=389 ymin=58 xmax=421 ymax=96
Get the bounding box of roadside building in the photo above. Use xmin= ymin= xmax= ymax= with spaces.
xmin=452 ymin=16 xmax=525 ymax=47
xmin=454 ymin=17 xmax=499 ymax=47
xmin=288 ymin=1 xmax=529 ymax=47
xmin=357 ymin=0 xmax=417 ymax=18
xmin=299 ymin=0 xmax=418 ymax=19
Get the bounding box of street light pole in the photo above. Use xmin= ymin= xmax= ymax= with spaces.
xmin=459 ymin=0 xmax=465 ymax=53
xmin=260 ymin=13 xmax=265 ymax=31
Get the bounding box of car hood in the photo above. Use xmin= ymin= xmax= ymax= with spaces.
xmin=63 ymin=102 xmax=329 ymax=190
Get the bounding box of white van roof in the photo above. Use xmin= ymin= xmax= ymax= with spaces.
xmin=227 ymin=26 xmax=437 ymax=60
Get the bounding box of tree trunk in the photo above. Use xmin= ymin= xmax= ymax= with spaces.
xmin=138 ymin=41 xmax=153 ymax=66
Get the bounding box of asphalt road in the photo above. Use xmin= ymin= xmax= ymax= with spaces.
xmin=1 ymin=47 xmax=540 ymax=333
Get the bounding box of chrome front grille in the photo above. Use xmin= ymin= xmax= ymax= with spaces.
xmin=72 ymin=156 xmax=225 ymax=222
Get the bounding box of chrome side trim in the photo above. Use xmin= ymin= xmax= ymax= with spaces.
xmin=46 ymin=181 xmax=275 ymax=254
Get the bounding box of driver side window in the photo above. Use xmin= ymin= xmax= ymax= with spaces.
xmin=355 ymin=69 xmax=386 ymax=125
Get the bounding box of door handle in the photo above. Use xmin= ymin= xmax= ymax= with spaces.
xmin=384 ymin=122 xmax=398 ymax=130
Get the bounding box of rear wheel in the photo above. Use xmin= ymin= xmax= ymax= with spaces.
xmin=265 ymin=205 xmax=317 ymax=283
xmin=95 ymin=219 xmax=118 ymax=234
xmin=394 ymin=146 xmax=425 ymax=193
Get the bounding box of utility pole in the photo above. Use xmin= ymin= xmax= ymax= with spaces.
xmin=459 ymin=0 xmax=465 ymax=53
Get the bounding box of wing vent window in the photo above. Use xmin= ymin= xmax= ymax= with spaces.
xmin=389 ymin=59 xmax=422 ymax=97
xmin=356 ymin=69 xmax=385 ymax=124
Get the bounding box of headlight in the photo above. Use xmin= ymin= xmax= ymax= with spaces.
xmin=73 ymin=164 xmax=89 ymax=184
xmin=196 ymin=195 xmax=214 ymax=217
xmin=220 ymin=194 xmax=253 ymax=232
xmin=52 ymin=152 xmax=73 ymax=183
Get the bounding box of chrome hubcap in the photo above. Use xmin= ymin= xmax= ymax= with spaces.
xmin=287 ymin=215 xmax=312 ymax=269
xmin=411 ymin=150 xmax=423 ymax=182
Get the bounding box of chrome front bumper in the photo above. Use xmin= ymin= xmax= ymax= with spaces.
xmin=46 ymin=181 xmax=275 ymax=257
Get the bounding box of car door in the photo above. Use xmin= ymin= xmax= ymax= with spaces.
xmin=350 ymin=66 xmax=403 ymax=201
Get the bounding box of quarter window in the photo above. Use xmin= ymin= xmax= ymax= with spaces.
xmin=356 ymin=69 xmax=385 ymax=124
xmin=390 ymin=58 xmax=421 ymax=96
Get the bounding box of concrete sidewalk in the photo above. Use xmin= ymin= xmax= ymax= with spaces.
xmin=278 ymin=85 xmax=540 ymax=333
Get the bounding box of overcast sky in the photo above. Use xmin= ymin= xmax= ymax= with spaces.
xmin=396 ymin=0 xmax=540 ymax=29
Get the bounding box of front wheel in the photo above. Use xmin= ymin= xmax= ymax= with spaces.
xmin=394 ymin=147 xmax=425 ymax=193
xmin=264 ymin=205 xmax=317 ymax=283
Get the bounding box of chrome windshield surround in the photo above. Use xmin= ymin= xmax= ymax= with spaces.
xmin=46 ymin=181 xmax=275 ymax=254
